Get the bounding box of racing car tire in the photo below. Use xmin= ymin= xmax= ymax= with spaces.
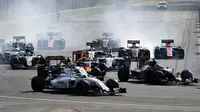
xmin=119 ymin=56 xmax=131 ymax=68
xmin=118 ymin=48 xmax=126 ymax=57
xmin=0 ymin=54 xmax=5 ymax=64
xmin=37 ymin=66 xmax=48 ymax=78
xmin=53 ymin=40 xmax=65 ymax=50
xmin=106 ymin=79 xmax=119 ymax=89
xmin=10 ymin=57 xmax=18 ymax=69
xmin=151 ymin=70 xmax=165 ymax=84
xmin=178 ymin=49 xmax=184 ymax=59
xmin=106 ymin=79 xmax=119 ymax=95
xmin=118 ymin=66 xmax=129 ymax=82
xmin=154 ymin=49 xmax=161 ymax=59
xmin=75 ymin=80 xmax=90 ymax=96
xmin=144 ymin=50 xmax=150 ymax=60
xmin=99 ymin=63 xmax=107 ymax=73
xmin=31 ymin=76 xmax=45 ymax=92
xmin=37 ymin=40 xmax=43 ymax=50
xmin=181 ymin=70 xmax=193 ymax=83
xmin=138 ymin=49 xmax=150 ymax=61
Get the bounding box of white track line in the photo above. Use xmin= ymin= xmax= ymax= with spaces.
xmin=0 ymin=95 xmax=200 ymax=110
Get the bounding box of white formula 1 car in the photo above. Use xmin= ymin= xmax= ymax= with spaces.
xmin=31 ymin=56 xmax=126 ymax=96
xmin=10 ymin=51 xmax=42 ymax=69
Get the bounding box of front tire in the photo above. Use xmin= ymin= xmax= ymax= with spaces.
xmin=75 ymin=80 xmax=90 ymax=96
xmin=106 ymin=79 xmax=119 ymax=89
xmin=181 ymin=70 xmax=193 ymax=84
xmin=31 ymin=76 xmax=45 ymax=92
xmin=106 ymin=79 xmax=119 ymax=95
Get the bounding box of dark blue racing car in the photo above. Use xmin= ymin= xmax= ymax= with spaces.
xmin=154 ymin=39 xmax=184 ymax=59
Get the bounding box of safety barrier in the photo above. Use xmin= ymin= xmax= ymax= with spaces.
xmin=195 ymin=8 xmax=200 ymax=55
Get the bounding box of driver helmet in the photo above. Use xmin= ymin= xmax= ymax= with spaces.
xmin=166 ymin=42 xmax=172 ymax=47
xmin=82 ymin=52 xmax=86 ymax=57
xmin=132 ymin=42 xmax=136 ymax=47
xmin=26 ymin=52 xmax=31 ymax=56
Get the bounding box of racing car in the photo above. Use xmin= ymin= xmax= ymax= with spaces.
xmin=9 ymin=50 xmax=42 ymax=69
xmin=118 ymin=58 xmax=198 ymax=84
xmin=154 ymin=39 xmax=184 ymax=59
xmin=157 ymin=1 xmax=168 ymax=9
xmin=72 ymin=50 xmax=107 ymax=79
xmin=37 ymin=32 xmax=65 ymax=50
xmin=0 ymin=48 xmax=20 ymax=64
xmin=12 ymin=36 xmax=34 ymax=51
xmin=86 ymin=33 xmax=120 ymax=52
xmin=32 ymin=56 xmax=126 ymax=96
xmin=0 ymin=37 xmax=34 ymax=64
xmin=73 ymin=43 xmax=123 ymax=72
xmin=118 ymin=40 xmax=150 ymax=61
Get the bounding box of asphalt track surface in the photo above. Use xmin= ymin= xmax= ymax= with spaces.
xmin=1 ymin=0 xmax=200 ymax=112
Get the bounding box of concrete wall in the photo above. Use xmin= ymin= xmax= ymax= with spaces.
xmin=0 ymin=0 xmax=122 ymax=20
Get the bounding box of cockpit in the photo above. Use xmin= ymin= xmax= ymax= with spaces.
xmin=165 ymin=42 xmax=172 ymax=47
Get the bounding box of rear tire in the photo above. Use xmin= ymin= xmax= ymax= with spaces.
xmin=118 ymin=66 xmax=129 ymax=82
xmin=118 ymin=48 xmax=126 ymax=57
xmin=178 ymin=49 xmax=184 ymax=59
xmin=138 ymin=49 xmax=150 ymax=61
xmin=37 ymin=66 xmax=48 ymax=78
xmin=154 ymin=49 xmax=161 ymax=59
xmin=10 ymin=57 xmax=18 ymax=69
xmin=31 ymin=76 xmax=45 ymax=92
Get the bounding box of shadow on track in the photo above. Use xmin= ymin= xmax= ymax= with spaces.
xmin=20 ymin=90 xmax=123 ymax=97
xmin=126 ymin=80 xmax=199 ymax=87
xmin=5 ymin=67 xmax=37 ymax=70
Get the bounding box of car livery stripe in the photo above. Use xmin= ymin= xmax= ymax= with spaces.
xmin=48 ymin=37 xmax=54 ymax=48
xmin=167 ymin=47 xmax=173 ymax=56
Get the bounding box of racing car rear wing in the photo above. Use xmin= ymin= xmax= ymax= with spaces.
xmin=161 ymin=39 xmax=174 ymax=44
xmin=102 ymin=33 xmax=114 ymax=38
xmin=86 ymin=42 xmax=97 ymax=47
xmin=127 ymin=40 xmax=140 ymax=44
xmin=127 ymin=40 xmax=140 ymax=48
xmin=161 ymin=39 xmax=174 ymax=46
xmin=13 ymin=36 xmax=26 ymax=43
xmin=13 ymin=36 xmax=25 ymax=40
